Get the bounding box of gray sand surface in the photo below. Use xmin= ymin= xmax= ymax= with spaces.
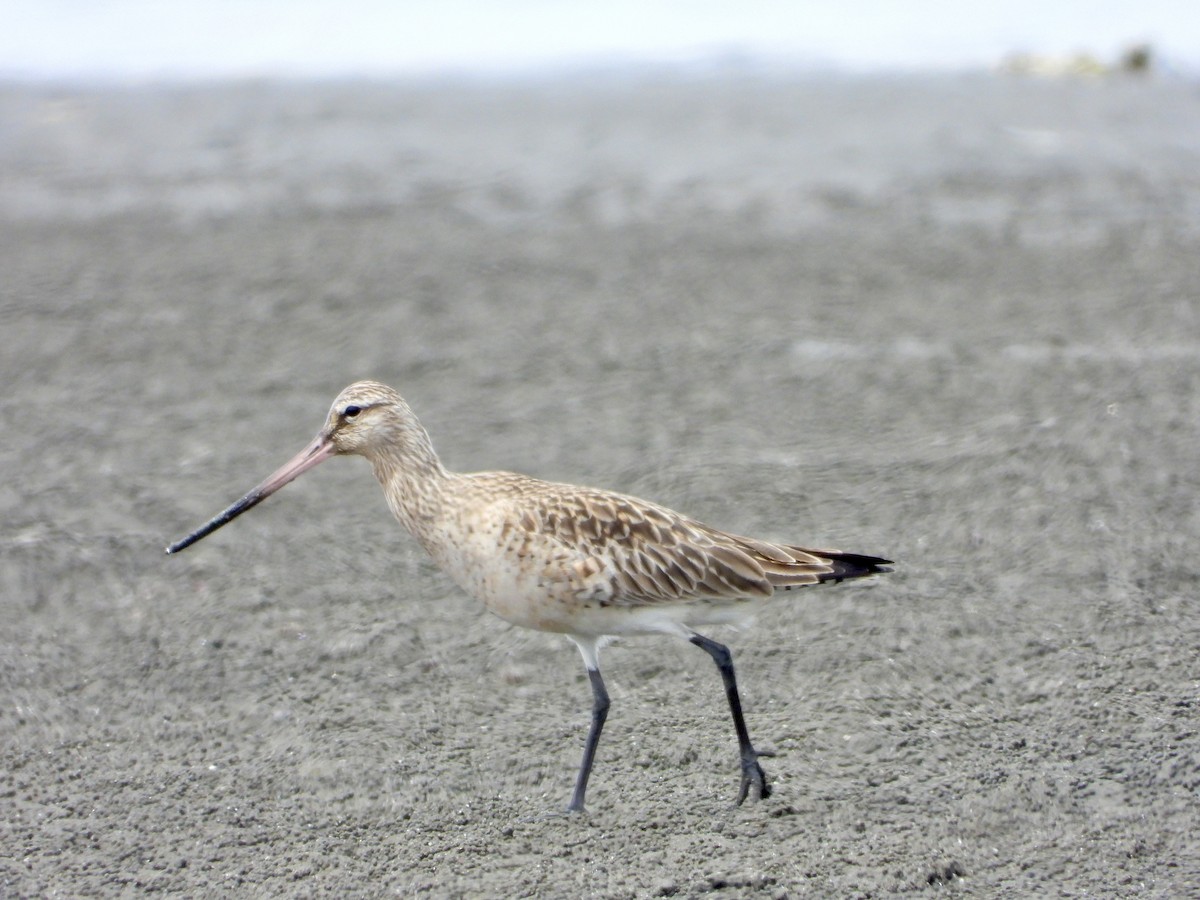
xmin=2 ymin=72 xmax=1199 ymax=896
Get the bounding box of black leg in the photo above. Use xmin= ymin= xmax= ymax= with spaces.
xmin=690 ymin=633 xmax=773 ymax=804
xmin=567 ymin=666 xmax=610 ymax=813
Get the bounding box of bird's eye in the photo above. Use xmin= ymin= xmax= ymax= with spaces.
xmin=343 ymin=405 xmax=362 ymax=419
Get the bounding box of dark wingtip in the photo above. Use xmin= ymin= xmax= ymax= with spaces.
xmin=821 ymin=551 xmax=893 ymax=582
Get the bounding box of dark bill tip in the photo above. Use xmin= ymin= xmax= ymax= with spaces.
xmin=165 ymin=433 xmax=335 ymax=556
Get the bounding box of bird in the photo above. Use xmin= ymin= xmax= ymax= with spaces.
xmin=166 ymin=380 xmax=891 ymax=812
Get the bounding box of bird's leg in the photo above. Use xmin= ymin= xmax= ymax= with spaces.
xmin=690 ymin=633 xmax=773 ymax=804
xmin=567 ymin=666 xmax=610 ymax=813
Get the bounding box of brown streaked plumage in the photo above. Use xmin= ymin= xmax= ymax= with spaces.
xmin=167 ymin=380 xmax=891 ymax=812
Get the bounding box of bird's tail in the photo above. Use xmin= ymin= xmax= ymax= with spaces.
xmin=813 ymin=551 xmax=893 ymax=584
xmin=723 ymin=533 xmax=892 ymax=592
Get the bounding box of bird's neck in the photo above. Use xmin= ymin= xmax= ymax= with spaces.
xmin=366 ymin=427 xmax=451 ymax=549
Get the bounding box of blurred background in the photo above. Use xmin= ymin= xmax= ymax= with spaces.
xmin=4 ymin=1 xmax=1199 ymax=896
xmin=5 ymin=0 xmax=1198 ymax=80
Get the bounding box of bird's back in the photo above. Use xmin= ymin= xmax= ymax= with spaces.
xmin=429 ymin=471 xmax=890 ymax=635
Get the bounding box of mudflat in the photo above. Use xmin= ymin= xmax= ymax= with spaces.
xmin=2 ymin=72 xmax=1198 ymax=896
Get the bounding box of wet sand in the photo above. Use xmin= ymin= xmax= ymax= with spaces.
xmin=2 ymin=72 xmax=1199 ymax=896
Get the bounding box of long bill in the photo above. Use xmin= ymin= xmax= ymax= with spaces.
xmin=165 ymin=433 xmax=336 ymax=555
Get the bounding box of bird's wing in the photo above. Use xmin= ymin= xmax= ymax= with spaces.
xmin=503 ymin=483 xmax=859 ymax=607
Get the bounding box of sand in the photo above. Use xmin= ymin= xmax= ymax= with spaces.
xmin=2 ymin=70 xmax=1198 ymax=896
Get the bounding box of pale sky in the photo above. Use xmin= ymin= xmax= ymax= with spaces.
xmin=5 ymin=0 xmax=1197 ymax=79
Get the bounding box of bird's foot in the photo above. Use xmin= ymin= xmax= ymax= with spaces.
xmin=517 ymin=805 xmax=585 ymax=824
xmin=735 ymin=748 xmax=775 ymax=805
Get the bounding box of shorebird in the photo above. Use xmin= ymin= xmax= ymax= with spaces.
xmin=167 ymin=381 xmax=891 ymax=812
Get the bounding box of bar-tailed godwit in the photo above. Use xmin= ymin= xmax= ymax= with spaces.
xmin=167 ymin=381 xmax=891 ymax=812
